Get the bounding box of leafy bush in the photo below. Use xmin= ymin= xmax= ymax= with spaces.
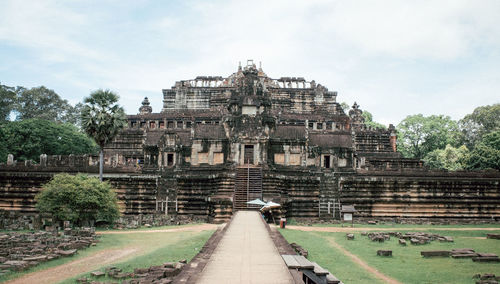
xmin=36 ymin=174 xmax=120 ymax=226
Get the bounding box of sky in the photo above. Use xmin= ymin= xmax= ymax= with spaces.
xmin=1 ymin=0 xmax=499 ymax=126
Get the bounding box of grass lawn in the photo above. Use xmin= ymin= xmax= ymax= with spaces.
xmin=0 ymin=226 xmax=215 ymax=283
xmin=280 ymin=226 xmax=500 ymax=284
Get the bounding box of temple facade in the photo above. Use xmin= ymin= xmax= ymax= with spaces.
xmin=1 ymin=60 xmax=499 ymax=225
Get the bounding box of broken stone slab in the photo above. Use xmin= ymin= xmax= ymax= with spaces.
xmin=90 ymin=271 xmax=105 ymax=277
xmin=452 ymin=253 xmax=478 ymax=258
xmin=487 ymin=234 xmax=500 ymax=240
xmin=421 ymin=250 xmax=450 ymax=257
xmin=22 ymin=255 xmax=48 ymax=262
xmin=480 ymin=273 xmax=497 ymax=280
xmin=452 ymin=248 xmax=475 ymax=253
xmin=477 ymin=253 xmax=499 ymax=258
xmin=377 ymin=250 xmax=392 ymax=257
xmin=134 ymin=267 xmax=149 ymax=274
xmin=76 ymin=277 xmax=90 ymax=283
xmin=399 ymin=239 xmax=406 ymax=245
xmin=57 ymin=249 xmax=77 ymax=256
xmin=473 ymin=256 xmax=500 ymax=262
xmin=438 ymin=236 xmax=454 ymax=242
xmin=3 ymin=260 xmax=29 ymax=271
xmin=346 ymin=233 xmax=354 ymax=240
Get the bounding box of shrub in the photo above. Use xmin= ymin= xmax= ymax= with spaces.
xmin=36 ymin=173 xmax=120 ymax=226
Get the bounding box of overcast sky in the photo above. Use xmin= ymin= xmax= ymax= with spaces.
xmin=1 ymin=0 xmax=499 ymax=125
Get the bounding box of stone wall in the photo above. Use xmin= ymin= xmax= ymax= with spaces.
xmin=339 ymin=170 xmax=500 ymax=221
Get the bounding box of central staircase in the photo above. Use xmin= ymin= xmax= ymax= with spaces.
xmin=233 ymin=166 xmax=262 ymax=210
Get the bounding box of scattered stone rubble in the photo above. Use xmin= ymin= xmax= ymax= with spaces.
xmin=0 ymin=227 xmax=98 ymax=273
xmin=290 ymin=242 xmax=309 ymax=258
xmin=365 ymin=231 xmax=453 ymax=245
xmin=76 ymin=260 xmax=187 ymax=284
xmin=419 ymin=248 xmax=499 ymax=262
xmin=487 ymin=234 xmax=500 ymax=240
xmin=473 ymin=273 xmax=500 ymax=284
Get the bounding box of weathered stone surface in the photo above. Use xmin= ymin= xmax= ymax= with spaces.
xmin=346 ymin=233 xmax=354 ymax=240
xmin=421 ymin=251 xmax=450 ymax=257
xmin=472 ymin=256 xmax=500 ymax=262
xmin=377 ymin=250 xmax=392 ymax=257
xmin=398 ymin=239 xmax=406 ymax=246
xmin=90 ymin=271 xmax=105 ymax=277
xmin=1 ymin=61 xmax=500 ymax=226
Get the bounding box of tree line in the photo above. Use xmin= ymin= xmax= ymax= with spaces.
xmin=396 ymin=105 xmax=500 ymax=171
xmin=0 ymin=84 xmax=127 ymax=179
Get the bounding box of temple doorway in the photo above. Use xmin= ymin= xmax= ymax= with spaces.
xmin=244 ymin=145 xmax=254 ymax=164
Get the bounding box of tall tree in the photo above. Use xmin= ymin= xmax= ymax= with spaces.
xmin=463 ymin=130 xmax=500 ymax=170
xmin=15 ymin=86 xmax=80 ymax=123
xmin=81 ymin=89 xmax=127 ymax=181
xmin=0 ymin=119 xmax=96 ymax=162
xmin=459 ymin=104 xmax=500 ymax=149
xmin=397 ymin=114 xmax=459 ymax=159
xmin=362 ymin=110 xmax=386 ymax=129
xmin=423 ymin=144 xmax=469 ymax=171
xmin=0 ymin=83 xmax=16 ymax=121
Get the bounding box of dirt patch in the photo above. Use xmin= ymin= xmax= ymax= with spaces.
xmin=5 ymin=248 xmax=139 ymax=284
xmin=97 ymin=223 xmax=218 ymax=235
xmin=325 ymin=237 xmax=402 ymax=284
xmin=287 ymin=225 xmax=500 ymax=233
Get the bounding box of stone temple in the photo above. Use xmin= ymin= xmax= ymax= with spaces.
xmin=1 ymin=60 xmax=499 ymax=227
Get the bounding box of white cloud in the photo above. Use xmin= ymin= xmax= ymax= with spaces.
xmin=0 ymin=0 xmax=499 ymax=121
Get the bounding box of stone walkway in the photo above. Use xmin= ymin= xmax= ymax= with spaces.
xmin=196 ymin=211 xmax=294 ymax=284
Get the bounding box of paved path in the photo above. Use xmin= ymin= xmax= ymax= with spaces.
xmin=196 ymin=211 xmax=294 ymax=284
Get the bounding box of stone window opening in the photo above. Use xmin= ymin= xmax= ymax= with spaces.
xmin=150 ymin=121 xmax=156 ymax=129
xmin=186 ymin=121 xmax=192 ymax=128
xmin=308 ymin=122 xmax=314 ymax=128
xmin=159 ymin=121 xmax=165 ymax=129
xmin=177 ymin=121 xmax=183 ymax=128
xmin=317 ymin=123 xmax=323 ymax=130
xmin=140 ymin=122 xmax=146 ymax=128
xmin=323 ymin=155 xmax=331 ymax=168
xmin=167 ymin=153 xmax=174 ymax=166
xmin=167 ymin=121 xmax=174 ymax=128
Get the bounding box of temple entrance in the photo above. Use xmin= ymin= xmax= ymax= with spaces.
xmin=244 ymin=145 xmax=254 ymax=164
xmin=233 ymin=166 xmax=262 ymax=211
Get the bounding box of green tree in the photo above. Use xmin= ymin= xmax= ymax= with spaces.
xmin=36 ymin=174 xmax=120 ymax=226
xmin=423 ymin=144 xmax=469 ymax=171
xmin=362 ymin=111 xmax=386 ymax=129
xmin=0 ymin=119 xmax=97 ymax=162
xmin=81 ymin=89 xmax=127 ymax=181
xmin=459 ymin=104 xmax=500 ymax=149
xmin=15 ymin=86 xmax=80 ymax=124
xmin=0 ymin=83 xmax=16 ymax=121
xmin=397 ymin=114 xmax=459 ymax=159
xmin=463 ymin=130 xmax=500 ymax=170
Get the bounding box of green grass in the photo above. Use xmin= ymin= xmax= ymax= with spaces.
xmin=0 ymin=227 xmax=215 ymax=283
xmin=59 ymin=230 xmax=213 ymax=284
xmin=280 ymin=227 xmax=500 ymax=284
xmin=280 ymin=229 xmax=384 ymax=283
xmin=305 ymin=222 xmax=500 ymax=229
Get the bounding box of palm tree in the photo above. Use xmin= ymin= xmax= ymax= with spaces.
xmin=81 ymin=89 xmax=127 ymax=181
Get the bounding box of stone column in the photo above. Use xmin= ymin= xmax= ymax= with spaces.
xmin=7 ymin=154 xmax=13 ymax=165
xmin=284 ymin=145 xmax=290 ymax=166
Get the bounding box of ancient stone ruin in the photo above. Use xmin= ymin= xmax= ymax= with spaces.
xmin=0 ymin=228 xmax=98 ymax=273
xmin=0 ymin=60 xmax=499 ymax=226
